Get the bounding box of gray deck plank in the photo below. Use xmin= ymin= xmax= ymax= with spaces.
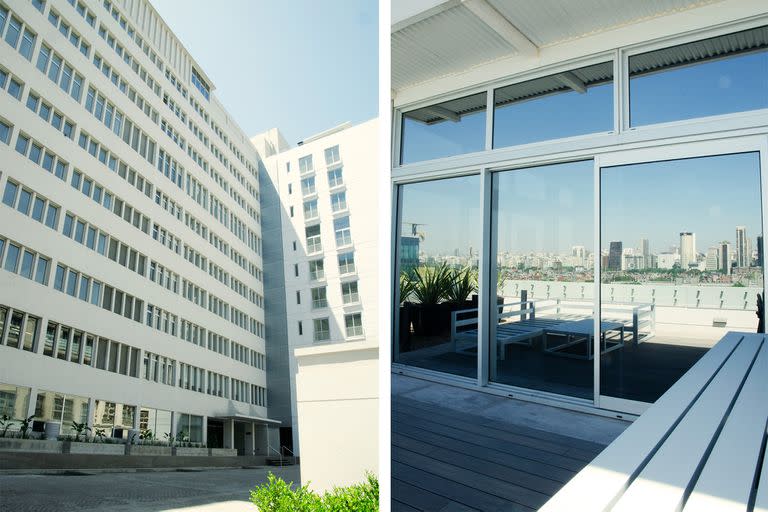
xmin=392 ymin=412 xmax=586 ymax=471
xmin=394 ymin=400 xmax=601 ymax=460
xmin=393 ymin=446 xmax=551 ymax=509
xmin=393 ymin=461 xmax=534 ymax=512
xmin=393 ymin=396 xmax=607 ymax=453
xmin=392 ymin=419 xmax=576 ymax=482
xmin=393 ymin=433 xmax=563 ymax=495
xmin=392 ymin=479 xmax=457 ymax=511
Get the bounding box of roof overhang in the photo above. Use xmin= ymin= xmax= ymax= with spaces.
xmin=213 ymin=415 xmax=281 ymax=425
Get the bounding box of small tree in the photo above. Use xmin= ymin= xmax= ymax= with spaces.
xmin=18 ymin=415 xmax=34 ymax=439
xmin=71 ymin=421 xmax=91 ymax=442
xmin=0 ymin=414 xmax=14 ymax=438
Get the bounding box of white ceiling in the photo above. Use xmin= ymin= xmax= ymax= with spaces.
xmin=392 ymin=0 xmax=723 ymax=91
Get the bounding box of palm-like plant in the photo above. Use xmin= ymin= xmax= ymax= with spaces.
xmin=71 ymin=421 xmax=91 ymax=442
xmin=411 ymin=263 xmax=453 ymax=305
xmin=18 ymin=415 xmax=34 ymax=439
xmin=399 ymin=271 xmax=416 ymax=304
xmin=446 ymin=266 xmax=478 ymax=304
xmin=0 ymin=414 xmax=14 ymax=438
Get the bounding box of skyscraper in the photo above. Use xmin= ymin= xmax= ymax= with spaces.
xmin=720 ymin=242 xmax=732 ymax=274
xmin=607 ymin=241 xmax=622 ymax=271
xmin=736 ymin=226 xmax=750 ymax=268
xmin=705 ymin=246 xmax=720 ymax=271
xmin=639 ymin=238 xmax=649 ymax=269
xmin=680 ymin=232 xmax=696 ymax=269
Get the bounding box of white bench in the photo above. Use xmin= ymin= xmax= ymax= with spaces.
xmin=540 ymin=331 xmax=768 ymax=511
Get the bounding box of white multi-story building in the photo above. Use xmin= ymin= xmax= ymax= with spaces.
xmin=0 ymin=0 xmax=280 ymax=454
xmin=254 ymin=119 xmax=379 ymax=489
xmin=679 ymin=232 xmax=697 ymax=269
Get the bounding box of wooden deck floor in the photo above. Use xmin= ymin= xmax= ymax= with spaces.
xmin=392 ymin=396 xmax=608 ymax=511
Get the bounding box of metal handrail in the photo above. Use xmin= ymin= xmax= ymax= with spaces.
xmin=280 ymin=445 xmax=296 ymax=464
xmin=268 ymin=444 xmax=284 ymax=467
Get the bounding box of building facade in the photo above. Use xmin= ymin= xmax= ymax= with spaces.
xmin=255 ymin=119 xmax=379 ymax=463
xmin=0 ymin=0 xmax=277 ymax=453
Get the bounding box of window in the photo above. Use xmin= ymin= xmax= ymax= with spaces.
xmin=493 ymin=61 xmax=613 ymax=148
xmin=311 ymin=287 xmax=327 ymax=309
xmin=19 ymin=29 xmax=35 ymax=61
xmin=327 ymin=167 xmax=343 ymax=188
xmin=629 ymin=25 xmax=768 ymax=126
xmin=299 ymin=155 xmax=313 ymax=174
xmin=313 ymin=318 xmax=330 ymax=342
xmin=338 ymin=252 xmax=355 ymax=274
xmin=330 ymin=191 xmax=347 ymax=212
xmin=303 ymin=199 xmax=318 ymax=219
xmin=296 ymin=291 xmax=301 ymax=305
xmin=0 ymin=119 xmax=10 ymax=144
xmin=401 ymin=91 xmax=487 ymax=165
xmin=341 ymin=281 xmax=359 ymax=304
xmin=334 ymin=216 xmax=352 ymax=247
xmin=306 ymin=224 xmax=322 ymax=254
xmin=2 ymin=181 xmax=17 ymax=207
xmin=298 ymin=321 xmax=303 ymax=335
xmin=301 ymin=176 xmax=316 ymax=196
xmin=324 ymin=145 xmax=340 ymax=165
xmin=309 ymin=259 xmax=324 ymax=280
xmin=345 ymin=313 xmax=363 ymax=338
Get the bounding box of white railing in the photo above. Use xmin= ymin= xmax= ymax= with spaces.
xmin=449 ymin=298 xmax=655 ymax=344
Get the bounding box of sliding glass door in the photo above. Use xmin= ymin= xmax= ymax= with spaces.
xmin=490 ymin=160 xmax=594 ymax=399
xmin=597 ymin=141 xmax=765 ymax=412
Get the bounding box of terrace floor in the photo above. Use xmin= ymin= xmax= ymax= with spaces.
xmin=391 ymin=373 xmax=630 ymax=511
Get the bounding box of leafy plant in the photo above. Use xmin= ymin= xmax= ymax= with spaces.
xmin=0 ymin=414 xmax=14 ymax=438
xmin=249 ymin=472 xmax=379 ymax=511
xmin=140 ymin=428 xmax=154 ymax=441
xmin=71 ymin=421 xmax=91 ymax=442
xmin=445 ymin=266 xmax=477 ymax=304
xmin=18 ymin=415 xmax=34 ymax=439
xmin=129 ymin=431 xmax=137 ymax=445
xmin=93 ymin=427 xmax=106 ymax=442
xmin=399 ymin=271 xmax=416 ymax=304
xmin=164 ymin=432 xmax=176 ymax=446
xmin=411 ymin=263 xmax=453 ymax=305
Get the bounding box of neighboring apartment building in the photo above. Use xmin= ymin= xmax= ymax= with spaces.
xmin=0 ymin=0 xmax=278 ymax=454
xmin=254 ymin=119 xmax=379 ymax=490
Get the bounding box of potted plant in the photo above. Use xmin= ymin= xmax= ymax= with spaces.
xmin=410 ymin=263 xmax=454 ymax=336
xmin=446 ymin=266 xmax=479 ymax=334
xmin=398 ymin=271 xmax=417 ymax=352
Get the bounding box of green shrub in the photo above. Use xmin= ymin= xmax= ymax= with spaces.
xmin=250 ymin=472 xmax=378 ymax=511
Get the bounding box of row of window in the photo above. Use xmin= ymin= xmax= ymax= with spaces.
xmin=298 ymin=314 xmax=364 ymax=342
xmin=0 ymin=65 xmax=23 ymax=103
xmin=296 ymin=147 xmax=341 ymax=175
xmin=303 ymin=281 xmax=360 ymax=309
xmin=15 ymin=132 xmax=69 ymax=181
xmin=47 ymin=7 xmax=90 ymax=57
xmin=26 ymin=89 xmax=76 ymax=139
xmin=35 ymin=42 xmax=85 ymax=103
xmin=97 ymin=21 xmax=162 ymax=98
xmin=0 ymin=237 xmax=50 ymax=287
xmin=1 ymin=5 xmax=36 ymax=61
xmin=304 ymin=216 xmax=353 ymax=255
xmin=3 ymin=180 xmax=59 ymax=231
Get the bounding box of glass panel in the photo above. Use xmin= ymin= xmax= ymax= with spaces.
xmin=6 ymin=311 xmax=23 ymax=348
xmin=70 ymin=330 xmax=82 ymax=362
xmin=395 ymin=175 xmax=481 ymax=379
xmin=490 ymin=161 xmax=594 ymax=398
xmin=0 ymin=384 xmax=30 ymax=421
xmin=43 ymin=322 xmax=56 ymax=356
xmin=600 ymin=152 xmax=763 ymax=403
xmin=57 ymin=326 xmax=69 ymax=359
xmin=401 ymin=92 xmax=487 ymax=164
xmin=22 ymin=316 xmax=37 ymax=351
xmin=494 ymin=62 xmax=613 ymax=148
xmin=629 ymin=26 xmax=768 ymax=127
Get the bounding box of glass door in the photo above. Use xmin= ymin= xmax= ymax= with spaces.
xmin=597 ymin=140 xmax=766 ymax=413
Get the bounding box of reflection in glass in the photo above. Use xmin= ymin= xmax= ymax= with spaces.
xmin=491 ymin=161 xmax=594 ymax=398
xmin=629 ymin=25 xmax=768 ymax=127
xmin=600 ymin=152 xmax=763 ymax=403
xmin=400 ymin=92 xmax=486 ymax=164
xmin=395 ymin=175 xmax=480 ymax=379
xmin=494 ymin=62 xmax=613 ymax=148
xmin=0 ymin=384 xmax=31 ymax=423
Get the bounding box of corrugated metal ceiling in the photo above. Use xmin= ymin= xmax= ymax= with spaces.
xmin=393 ymin=0 xmax=723 ymax=91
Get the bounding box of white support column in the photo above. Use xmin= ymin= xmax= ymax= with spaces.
xmin=170 ymin=411 xmax=179 ymax=439
xmin=25 ymin=387 xmax=37 ymax=420
xmin=201 ymin=416 xmax=208 ymax=445
xmin=251 ymin=421 xmax=256 ymax=456
xmin=85 ymin=397 xmax=95 ymax=430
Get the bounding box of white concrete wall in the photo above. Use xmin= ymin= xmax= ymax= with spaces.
xmin=0 ymin=0 xmax=270 ymax=429
xmin=294 ymin=343 xmax=378 ymax=492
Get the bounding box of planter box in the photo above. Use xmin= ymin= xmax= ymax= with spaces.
xmin=0 ymin=438 xmax=63 ymax=453
xmin=66 ymin=441 xmax=125 ymax=455
xmin=173 ymin=447 xmax=209 ymax=456
xmin=126 ymin=444 xmax=172 ymax=456
xmin=209 ymin=448 xmax=237 ymax=457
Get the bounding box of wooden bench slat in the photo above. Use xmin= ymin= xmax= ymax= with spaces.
xmin=682 ymin=337 xmax=767 ymax=511
xmin=612 ymin=335 xmax=762 ymax=511
xmin=539 ymin=332 xmax=743 ymax=512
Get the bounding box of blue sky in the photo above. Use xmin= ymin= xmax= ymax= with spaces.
xmin=152 ymin=0 xmax=378 ymax=145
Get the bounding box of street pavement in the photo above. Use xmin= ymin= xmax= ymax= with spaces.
xmin=0 ymin=466 xmax=300 ymax=512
